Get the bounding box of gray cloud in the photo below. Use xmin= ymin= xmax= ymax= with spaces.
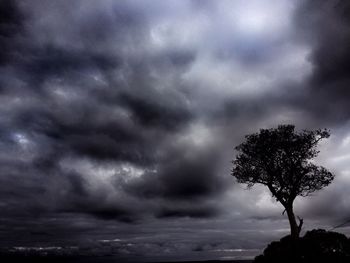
xmin=293 ymin=0 xmax=350 ymax=123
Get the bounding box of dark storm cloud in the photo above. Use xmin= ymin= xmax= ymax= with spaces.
xmin=123 ymin=140 xmax=226 ymax=200
xmin=0 ymin=0 xmax=226 ymax=229
xmin=156 ymin=205 xmax=218 ymax=218
xmin=119 ymin=91 xmax=192 ymax=131
xmin=0 ymin=0 xmax=24 ymax=66
xmin=21 ymin=46 xmax=120 ymax=87
xmin=294 ymin=0 xmax=350 ymax=123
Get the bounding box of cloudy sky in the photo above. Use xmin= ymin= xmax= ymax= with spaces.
xmin=1 ymin=0 xmax=350 ymax=261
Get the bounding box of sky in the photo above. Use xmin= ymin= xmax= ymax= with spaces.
xmin=0 ymin=0 xmax=350 ymax=261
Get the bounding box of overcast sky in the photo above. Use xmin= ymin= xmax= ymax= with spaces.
xmin=1 ymin=0 xmax=350 ymax=261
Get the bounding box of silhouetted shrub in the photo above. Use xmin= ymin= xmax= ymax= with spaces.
xmin=254 ymin=229 xmax=350 ymax=263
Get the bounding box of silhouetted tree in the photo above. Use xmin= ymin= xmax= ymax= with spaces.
xmin=231 ymin=125 xmax=334 ymax=239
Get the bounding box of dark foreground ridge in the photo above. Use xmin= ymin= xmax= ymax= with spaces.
xmin=151 ymin=261 xmax=252 ymax=263
xmin=254 ymin=229 xmax=350 ymax=263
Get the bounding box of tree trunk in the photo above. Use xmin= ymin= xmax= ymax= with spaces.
xmin=285 ymin=205 xmax=301 ymax=239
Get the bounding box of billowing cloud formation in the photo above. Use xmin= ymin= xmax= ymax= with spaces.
xmin=1 ymin=0 xmax=350 ymax=261
xmin=293 ymin=0 xmax=350 ymax=123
